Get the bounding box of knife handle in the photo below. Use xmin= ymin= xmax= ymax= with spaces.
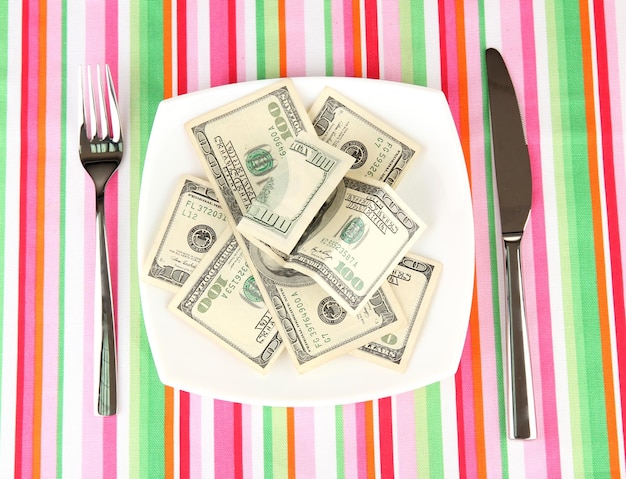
xmin=503 ymin=234 xmax=536 ymax=440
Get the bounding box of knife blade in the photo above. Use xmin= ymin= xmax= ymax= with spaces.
xmin=486 ymin=48 xmax=537 ymax=440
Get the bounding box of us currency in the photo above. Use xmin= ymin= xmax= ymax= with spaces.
xmin=247 ymin=244 xmax=406 ymax=372
xmin=309 ymin=87 xmax=422 ymax=188
xmin=255 ymin=177 xmax=427 ymax=315
xmin=169 ymin=232 xmax=283 ymax=373
xmin=185 ymin=81 xmax=408 ymax=371
xmin=143 ymin=175 xmax=229 ymax=292
xmin=186 ymin=78 xmax=314 ymax=223
xmin=352 ymin=253 xmax=442 ymax=372
xmin=237 ymin=133 xmax=353 ymax=254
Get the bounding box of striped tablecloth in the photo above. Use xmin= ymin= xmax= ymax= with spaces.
xmin=2 ymin=0 xmax=625 ymax=477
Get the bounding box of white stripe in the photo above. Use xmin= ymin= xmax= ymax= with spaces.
xmin=197 ymin=0 xmax=211 ymax=90
xmin=243 ymin=0 xmax=258 ymax=81
xmin=423 ymin=0 xmax=441 ymax=89
xmin=0 ymin=0 xmax=22 ymax=473
xmin=200 ymin=397 xmax=215 ymax=478
xmin=439 ymin=377 xmax=460 ymax=478
xmin=304 ymin=0 xmax=327 ymax=77
xmin=249 ymin=404 xmax=266 ymax=479
xmin=313 ymin=404 xmax=338 ymax=478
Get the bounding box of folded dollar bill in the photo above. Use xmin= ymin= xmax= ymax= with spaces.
xmin=353 ymin=253 xmax=442 ymax=371
xmin=169 ymin=232 xmax=283 ymax=373
xmin=143 ymin=175 xmax=229 ymax=292
xmin=186 ymin=78 xmax=314 ymax=221
xmin=246 ymin=244 xmax=406 ymax=372
xmin=236 ymin=133 xmax=353 ymax=254
xmin=309 ymin=87 xmax=422 ymax=188
xmin=252 ymin=177 xmax=427 ymax=315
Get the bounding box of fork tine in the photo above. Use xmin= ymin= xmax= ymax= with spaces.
xmin=95 ymin=65 xmax=109 ymax=140
xmin=81 ymin=65 xmax=98 ymax=140
xmin=104 ymin=65 xmax=122 ymax=142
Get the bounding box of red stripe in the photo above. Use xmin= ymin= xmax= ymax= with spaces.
xmin=364 ymin=0 xmax=379 ymax=79
xmin=16 ymin=0 xmax=34 ymax=476
xmin=179 ymin=391 xmax=191 ymax=479
xmin=177 ymin=0 xmax=187 ymax=94
xmin=228 ymin=0 xmax=237 ymax=84
xmin=233 ymin=403 xmax=243 ymax=479
xmin=593 ymin=0 xmax=626 ymax=457
xmin=378 ymin=397 xmax=394 ymax=478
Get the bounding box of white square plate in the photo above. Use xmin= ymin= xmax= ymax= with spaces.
xmin=138 ymin=77 xmax=474 ymax=406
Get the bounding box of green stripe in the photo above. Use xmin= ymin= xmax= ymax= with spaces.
xmin=263 ymin=406 xmax=274 ymax=477
xmin=324 ymin=0 xmax=333 ymax=76
xmin=271 ymin=408 xmax=289 ymax=479
xmin=549 ymin=0 xmax=610 ymax=475
xmin=335 ymin=405 xmax=345 ymax=478
xmin=256 ymin=0 xmax=266 ymax=79
xmin=131 ymin=1 xmax=166 ymax=477
xmin=57 ymin=0 xmax=68 ymax=474
xmin=263 ymin=0 xmax=280 ymax=78
xmin=400 ymin=0 xmax=427 ymax=86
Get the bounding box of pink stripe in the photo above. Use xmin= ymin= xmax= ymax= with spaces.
xmin=331 ymin=0 xmax=345 ymax=76
xmin=354 ymin=402 xmax=368 ymax=478
xmin=514 ymin=2 xmax=561 ymax=474
xmin=185 ymin=0 xmax=198 ymax=91
xmin=213 ymin=400 xmax=235 ymax=478
xmin=285 ymin=1 xmax=305 ymax=76
xmin=294 ymin=408 xmax=316 ymax=477
xmin=341 ymin=404 xmax=358 ymax=478
xmin=189 ymin=396 xmax=202 ymax=478
xmin=41 ymin=0 xmax=63 ymax=472
xmin=209 ymin=0 xmax=229 ymax=87
xmin=342 ymin=0 xmax=356 ymax=76
xmin=380 ymin=1 xmax=401 ymax=81
xmin=395 ymin=392 xmax=417 ymax=477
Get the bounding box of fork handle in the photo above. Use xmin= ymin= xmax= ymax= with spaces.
xmin=95 ymin=194 xmax=118 ymax=416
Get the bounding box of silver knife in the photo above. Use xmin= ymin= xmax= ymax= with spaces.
xmin=486 ymin=48 xmax=537 ymax=440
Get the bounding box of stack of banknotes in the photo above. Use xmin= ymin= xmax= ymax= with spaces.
xmin=143 ymin=79 xmax=442 ymax=374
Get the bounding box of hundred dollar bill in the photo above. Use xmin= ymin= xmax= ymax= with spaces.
xmin=309 ymin=87 xmax=422 ymax=188
xmin=169 ymin=233 xmax=283 ymax=373
xmin=247 ymin=244 xmax=406 ymax=372
xmin=255 ymin=177 xmax=427 ymax=315
xmin=352 ymin=253 xmax=442 ymax=372
xmin=186 ymin=78 xmax=314 ymax=222
xmin=237 ymin=133 xmax=353 ymax=254
xmin=143 ymin=175 xmax=229 ymax=292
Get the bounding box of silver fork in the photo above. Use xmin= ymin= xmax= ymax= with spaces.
xmin=79 ymin=65 xmax=122 ymax=416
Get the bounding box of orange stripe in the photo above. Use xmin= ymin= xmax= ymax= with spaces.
xmin=364 ymin=401 xmax=376 ymax=478
xmin=163 ymin=0 xmax=173 ymax=99
xmin=33 ymin=1 xmax=47 ymax=476
xmin=578 ymin=2 xmax=620 ymax=475
xmin=352 ymin=0 xmax=362 ymax=77
xmin=287 ymin=407 xmax=296 ymax=478
xmin=278 ymin=0 xmax=287 ymax=77
xmin=164 ymin=387 xmax=175 ymax=479
xmin=454 ymin=0 xmax=484 ymax=474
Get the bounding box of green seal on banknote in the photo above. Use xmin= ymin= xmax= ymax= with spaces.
xmin=241 ymin=276 xmax=264 ymax=304
xmin=340 ymin=217 xmax=366 ymax=244
xmin=245 ymin=145 xmax=274 ymax=176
